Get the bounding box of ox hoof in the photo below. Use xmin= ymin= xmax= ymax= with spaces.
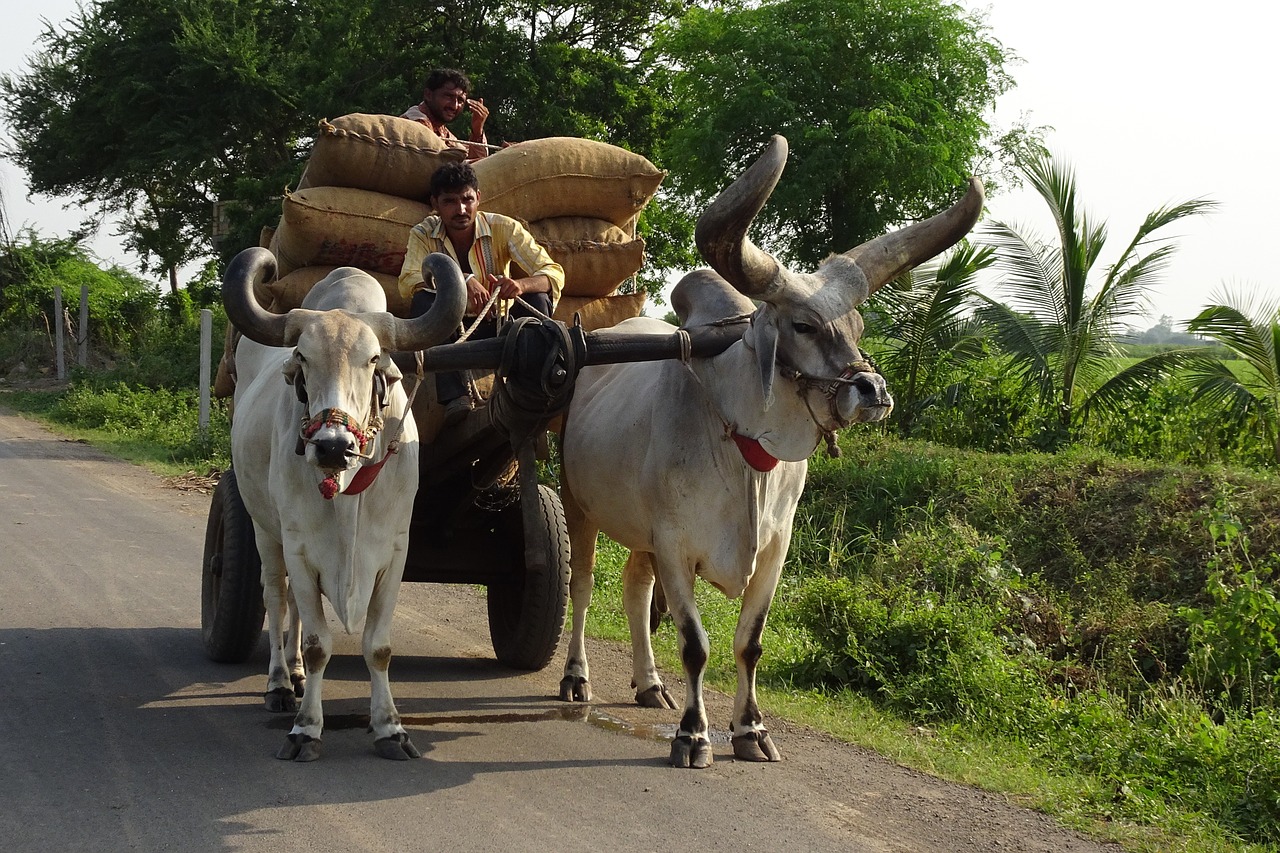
xmin=635 ymin=684 xmax=677 ymax=710
xmin=731 ymin=730 xmax=782 ymax=762
xmin=265 ymin=687 xmax=298 ymax=713
xmin=291 ymin=673 xmax=306 ymax=697
xmin=670 ymin=735 xmax=713 ymax=769
xmin=374 ymin=733 xmax=421 ymax=761
xmin=559 ymin=676 xmax=591 ymax=703
xmin=276 ymin=733 xmax=321 ymax=762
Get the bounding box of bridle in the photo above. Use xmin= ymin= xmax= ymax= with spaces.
xmin=777 ymin=353 xmax=882 ymax=458
xmin=294 ymin=370 xmax=389 ymax=463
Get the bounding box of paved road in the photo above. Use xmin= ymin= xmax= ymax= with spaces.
xmin=0 ymin=408 xmax=1121 ymax=853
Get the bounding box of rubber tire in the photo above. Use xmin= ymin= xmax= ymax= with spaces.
xmin=487 ymin=484 xmax=570 ymax=671
xmin=201 ymin=468 xmax=266 ymax=663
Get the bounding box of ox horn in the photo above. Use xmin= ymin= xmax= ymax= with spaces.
xmin=223 ymin=248 xmax=467 ymax=352
xmin=223 ymin=247 xmax=288 ymax=346
xmin=843 ymin=177 xmax=985 ymax=295
xmin=695 ymin=135 xmax=786 ymax=299
xmin=376 ymin=253 xmax=468 ymax=352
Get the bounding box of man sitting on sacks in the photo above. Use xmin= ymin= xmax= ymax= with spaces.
xmin=399 ymin=161 xmax=565 ymax=425
xmin=402 ymin=67 xmax=491 ymax=161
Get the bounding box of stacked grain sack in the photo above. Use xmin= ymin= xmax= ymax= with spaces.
xmin=215 ymin=116 xmax=665 ymax=397
xmin=470 ymin=137 xmax=664 ymax=330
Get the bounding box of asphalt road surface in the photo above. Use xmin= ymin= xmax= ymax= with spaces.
xmin=0 ymin=407 xmax=1123 ymax=853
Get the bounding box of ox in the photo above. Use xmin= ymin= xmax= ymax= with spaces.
xmin=558 ymin=136 xmax=983 ymax=767
xmin=224 ymin=248 xmax=465 ymax=761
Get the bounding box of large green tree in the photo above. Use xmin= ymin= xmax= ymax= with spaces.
xmin=977 ymin=152 xmax=1215 ymax=446
xmin=651 ymin=0 xmax=1015 ymax=268
xmin=1 ymin=0 xmax=682 ymax=288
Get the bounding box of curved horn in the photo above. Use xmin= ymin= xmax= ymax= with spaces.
xmin=844 ymin=177 xmax=985 ymax=295
xmin=380 ymin=252 xmax=468 ymax=351
xmin=223 ymin=247 xmax=288 ymax=346
xmin=694 ymin=135 xmax=786 ymax=298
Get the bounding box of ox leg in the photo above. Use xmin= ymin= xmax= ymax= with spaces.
xmin=259 ymin=535 xmax=298 ymax=713
xmin=364 ymin=566 xmax=419 ymax=760
xmin=559 ymin=479 xmax=594 ymax=703
xmin=275 ymin=573 xmax=330 ymax=762
xmin=662 ymin=564 xmax=713 ymax=769
xmin=622 ymin=551 xmax=675 ymax=710
xmin=729 ymin=546 xmax=785 ymax=763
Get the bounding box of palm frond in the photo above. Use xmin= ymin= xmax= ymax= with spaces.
xmin=983 ymin=219 xmax=1067 ymax=324
xmin=1079 ymin=349 xmax=1203 ymax=421
xmin=1181 ymin=357 xmax=1269 ymax=422
xmin=1187 ymin=304 xmax=1280 ymax=388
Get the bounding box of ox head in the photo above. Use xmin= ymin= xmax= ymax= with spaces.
xmin=223 ymin=248 xmax=466 ymax=471
xmin=695 ymin=135 xmax=984 ymax=429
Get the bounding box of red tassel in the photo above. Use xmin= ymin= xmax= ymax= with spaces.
xmin=318 ymin=475 xmax=340 ymax=500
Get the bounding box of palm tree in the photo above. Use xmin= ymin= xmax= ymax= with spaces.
xmin=1183 ymin=287 xmax=1280 ymax=465
xmin=868 ymin=241 xmax=994 ymax=435
xmin=977 ymin=151 xmax=1215 ymax=446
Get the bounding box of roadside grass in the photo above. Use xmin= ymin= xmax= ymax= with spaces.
xmin=2 ymin=385 xmax=230 ymax=476
xmin=8 ymin=382 xmax=1280 ymax=853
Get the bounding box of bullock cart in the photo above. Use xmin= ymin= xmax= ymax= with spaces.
xmin=201 ymin=312 xmax=745 ymax=671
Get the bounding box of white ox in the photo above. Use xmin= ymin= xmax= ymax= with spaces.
xmin=225 ymin=248 xmax=465 ymax=761
xmin=559 ymin=136 xmax=983 ymax=767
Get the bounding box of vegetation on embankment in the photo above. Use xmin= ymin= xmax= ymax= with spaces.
xmin=584 ymin=432 xmax=1280 ymax=853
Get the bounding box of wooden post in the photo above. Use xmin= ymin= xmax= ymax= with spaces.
xmin=54 ymin=286 xmax=66 ymax=380
xmin=199 ymin=309 xmax=212 ymax=436
xmin=78 ymin=285 xmax=89 ymax=367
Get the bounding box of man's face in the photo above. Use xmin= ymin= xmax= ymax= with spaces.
xmin=433 ymin=187 xmax=480 ymax=235
xmin=425 ymin=84 xmax=468 ymax=124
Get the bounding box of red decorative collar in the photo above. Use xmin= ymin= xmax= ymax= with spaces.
xmin=731 ymin=432 xmax=780 ymax=472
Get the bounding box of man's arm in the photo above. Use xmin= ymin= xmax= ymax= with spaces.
xmin=397 ymin=225 xmax=432 ymax=302
xmin=501 ymin=219 xmax=565 ymax=304
xmin=465 ymin=98 xmax=490 ymax=160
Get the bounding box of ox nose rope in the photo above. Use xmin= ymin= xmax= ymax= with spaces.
xmin=778 ymin=354 xmax=882 ymax=459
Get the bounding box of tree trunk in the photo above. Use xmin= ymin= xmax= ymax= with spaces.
xmin=169 ymin=265 xmax=178 ymax=294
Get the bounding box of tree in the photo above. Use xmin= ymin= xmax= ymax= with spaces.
xmin=1183 ymin=288 xmax=1280 ymax=466
xmin=977 ymin=151 xmax=1216 ymax=446
xmin=866 ymin=241 xmax=993 ymax=435
xmin=651 ymin=0 xmax=1016 ymax=268
xmin=1 ymin=0 xmax=686 ymax=292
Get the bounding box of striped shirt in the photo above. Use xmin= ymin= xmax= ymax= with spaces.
xmin=398 ymin=212 xmax=565 ymax=315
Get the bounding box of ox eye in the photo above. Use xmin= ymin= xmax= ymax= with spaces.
xmin=792 ymin=322 xmax=817 ymax=335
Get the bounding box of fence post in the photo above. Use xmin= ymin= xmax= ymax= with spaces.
xmin=54 ymin=286 xmax=66 ymax=380
xmin=78 ymin=285 xmax=89 ymax=367
xmin=199 ymin=309 xmax=212 ymax=437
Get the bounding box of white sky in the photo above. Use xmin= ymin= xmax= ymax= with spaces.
xmin=1 ymin=1 xmax=1274 ymax=326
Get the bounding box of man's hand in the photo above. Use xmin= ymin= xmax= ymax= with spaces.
xmin=467 ymin=98 xmax=489 ymax=139
xmin=466 ymin=274 xmax=492 ymax=315
xmin=488 ymin=273 xmax=523 ymax=301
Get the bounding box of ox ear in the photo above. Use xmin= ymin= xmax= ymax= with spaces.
xmin=376 ymin=351 xmax=402 ymax=386
xmin=282 ymin=352 xmax=307 ymax=403
xmin=745 ymin=308 xmax=779 ymax=409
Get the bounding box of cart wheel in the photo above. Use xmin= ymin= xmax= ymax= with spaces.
xmin=488 ymin=483 xmax=570 ymax=670
xmin=201 ymin=468 xmax=265 ymax=662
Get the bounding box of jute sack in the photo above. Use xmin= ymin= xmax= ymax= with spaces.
xmin=472 ymin=138 xmax=664 ymax=227
xmin=297 ymin=114 xmax=467 ymax=202
xmin=553 ymin=292 xmax=648 ymax=331
xmin=273 ymin=187 xmax=430 ymax=277
xmin=521 ymin=217 xmax=645 ymax=298
xmin=265 ymin=266 xmax=409 ymax=317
